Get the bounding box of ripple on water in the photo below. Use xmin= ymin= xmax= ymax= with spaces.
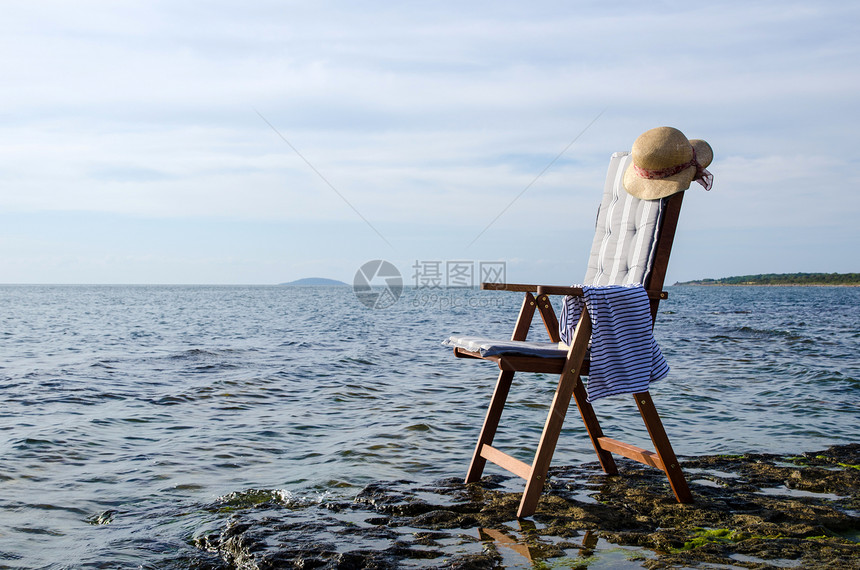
xmin=0 ymin=285 xmax=858 ymax=566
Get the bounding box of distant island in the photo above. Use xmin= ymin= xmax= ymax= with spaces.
xmin=675 ymin=272 xmax=860 ymax=286
xmin=279 ymin=278 xmax=349 ymax=286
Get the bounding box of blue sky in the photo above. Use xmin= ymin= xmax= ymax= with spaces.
xmin=2 ymin=1 xmax=858 ymax=285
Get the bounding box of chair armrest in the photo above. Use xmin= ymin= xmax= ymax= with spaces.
xmin=480 ymin=283 xmax=585 ymax=296
xmin=536 ymin=285 xmax=668 ymax=300
xmin=480 ymin=283 xmax=539 ymax=292
xmin=536 ymin=285 xmax=585 ymax=296
xmin=482 ymin=282 xmax=667 ymax=300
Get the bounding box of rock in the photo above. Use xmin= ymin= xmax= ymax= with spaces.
xmin=195 ymin=445 xmax=860 ymax=569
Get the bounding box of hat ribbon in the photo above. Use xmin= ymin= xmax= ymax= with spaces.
xmin=633 ymin=146 xmax=713 ymax=191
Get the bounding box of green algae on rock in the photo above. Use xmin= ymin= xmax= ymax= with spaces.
xmin=195 ymin=445 xmax=860 ymax=569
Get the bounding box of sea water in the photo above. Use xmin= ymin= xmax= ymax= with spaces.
xmin=0 ymin=285 xmax=858 ymax=567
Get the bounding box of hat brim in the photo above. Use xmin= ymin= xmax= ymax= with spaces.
xmin=623 ymin=163 xmax=697 ymax=201
xmin=690 ymin=139 xmax=713 ymax=169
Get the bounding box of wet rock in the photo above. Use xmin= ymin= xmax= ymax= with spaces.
xmin=86 ymin=509 xmax=117 ymax=525
xmin=195 ymin=445 xmax=860 ymax=569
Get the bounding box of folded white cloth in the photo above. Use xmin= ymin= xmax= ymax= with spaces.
xmin=560 ymin=284 xmax=669 ymax=401
xmin=442 ymin=336 xmax=567 ymax=358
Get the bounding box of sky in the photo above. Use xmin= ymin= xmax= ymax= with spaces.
xmin=2 ymin=1 xmax=859 ymax=285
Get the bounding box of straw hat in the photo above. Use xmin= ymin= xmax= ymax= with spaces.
xmin=623 ymin=127 xmax=713 ymax=200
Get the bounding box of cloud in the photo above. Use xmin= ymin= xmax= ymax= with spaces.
xmin=1 ymin=1 xmax=859 ymax=282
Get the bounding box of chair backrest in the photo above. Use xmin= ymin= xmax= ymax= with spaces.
xmin=583 ymin=152 xmax=679 ymax=289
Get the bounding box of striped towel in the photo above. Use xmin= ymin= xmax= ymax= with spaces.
xmin=559 ymin=284 xmax=669 ymax=402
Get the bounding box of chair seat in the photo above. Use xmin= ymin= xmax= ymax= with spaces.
xmin=444 ymin=336 xmax=592 ymax=375
xmin=443 ymin=336 xmax=568 ymax=358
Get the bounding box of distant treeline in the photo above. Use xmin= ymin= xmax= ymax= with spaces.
xmin=676 ymin=273 xmax=860 ymax=286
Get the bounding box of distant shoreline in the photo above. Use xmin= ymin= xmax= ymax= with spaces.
xmin=674 ymin=282 xmax=860 ymax=287
xmin=674 ymin=272 xmax=860 ymax=287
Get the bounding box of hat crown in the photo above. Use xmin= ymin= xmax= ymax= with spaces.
xmin=622 ymin=126 xmax=713 ymax=200
xmin=632 ymin=127 xmax=692 ymax=170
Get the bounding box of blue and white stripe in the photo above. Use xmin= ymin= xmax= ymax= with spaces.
xmin=560 ymin=284 xmax=669 ymax=402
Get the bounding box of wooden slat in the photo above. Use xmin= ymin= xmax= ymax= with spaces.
xmin=645 ymin=192 xmax=683 ymax=293
xmin=511 ymin=292 xmax=536 ymax=341
xmin=537 ymin=285 xmax=667 ymax=300
xmin=634 ymin=392 xmax=693 ymax=503
xmin=536 ymin=285 xmax=584 ymax=296
xmin=536 ymin=294 xmax=561 ymax=343
xmin=453 ymin=347 xmax=482 ymax=360
xmin=480 ymin=445 xmax=532 ymax=480
xmin=481 ymin=283 xmax=538 ymax=292
xmin=483 ymin=282 xmax=667 ymax=300
xmin=466 ymin=371 xmax=515 ymax=483
xmin=495 ymin=355 xmax=565 ymax=374
xmin=455 ymin=349 xmax=590 ymax=376
xmin=645 ymin=192 xmax=683 ymax=321
xmin=572 ymin=381 xmax=617 ymax=475
xmin=596 ymin=437 xmax=664 ymax=470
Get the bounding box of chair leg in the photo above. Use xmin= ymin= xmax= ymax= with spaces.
xmin=466 ymin=370 xmax=515 ymax=483
xmin=517 ymin=373 xmax=579 ymax=517
xmin=572 ymin=380 xmax=618 ymax=475
xmin=634 ymin=391 xmax=692 ymax=503
xmin=467 ymin=292 xmax=537 ymax=483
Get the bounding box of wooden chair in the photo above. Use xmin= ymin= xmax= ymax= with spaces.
xmin=445 ymin=151 xmax=693 ymax=518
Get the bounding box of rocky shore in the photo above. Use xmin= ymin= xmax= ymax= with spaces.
xmin=194 ymin=444 xmax=860 ymax=569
